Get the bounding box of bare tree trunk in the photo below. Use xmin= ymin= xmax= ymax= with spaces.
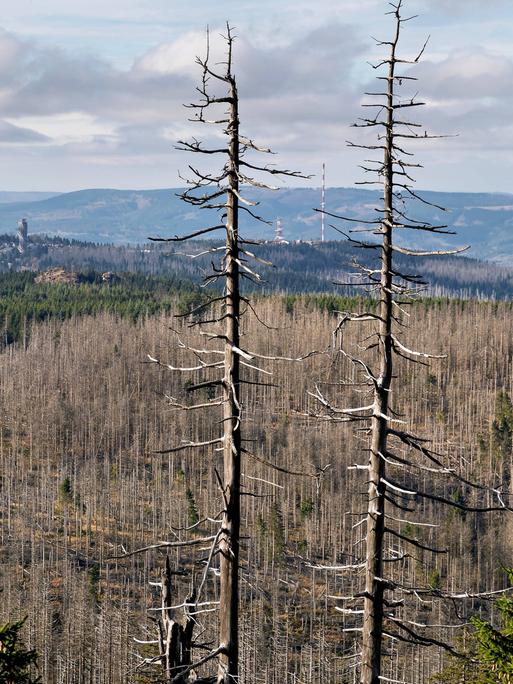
xmin=218 ymin=73 xmax=241 ymax=684
xmin=143 ymin=26 xmax=306 ymax=682
xmin=156 ymin=556 xmax=197 ymax=684
xmin=361 ymin=19 xmax=398 ymax=684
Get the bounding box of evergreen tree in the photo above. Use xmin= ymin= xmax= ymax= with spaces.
xmin=434 ymin=569 xmax=513 ymax=684
xmin=0 ymin=618 xmax=40 ymax=684
xmin=471 ymin=584 xmax=513 ymax=682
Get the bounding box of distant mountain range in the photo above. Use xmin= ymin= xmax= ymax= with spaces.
xmin=0 ymin=191 xmax=59 ymax=204
xmin=0 ymin=187 xmax=512 ymax=262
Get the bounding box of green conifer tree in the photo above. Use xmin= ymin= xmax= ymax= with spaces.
xmin=0 ymin=618 xmax=40 ymax=684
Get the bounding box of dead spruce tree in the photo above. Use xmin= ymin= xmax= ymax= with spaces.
xmin=310 ymin=3 xmax=512 ymax=683
xmin=131 ymin=557 xmax=196 ymax=682
xmin=125 ymin=25 xmax=308 ymax=684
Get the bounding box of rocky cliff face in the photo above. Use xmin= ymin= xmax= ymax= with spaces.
xmin=34 ymin=267 xmax=79 ymax=284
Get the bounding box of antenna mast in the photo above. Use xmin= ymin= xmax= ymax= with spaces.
xmin=321 ymin=163 xmax=326 ymax=242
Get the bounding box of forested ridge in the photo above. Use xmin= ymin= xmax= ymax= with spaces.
xmin=3 ymin=235 xmax=513 ymax=299
xmin=0 ymin=271 xmax=206 ymax=346
xmin=2 ymin=267 xmax=497 ymax=348
xmin=1 ymin=296 xmax=512 ymax=682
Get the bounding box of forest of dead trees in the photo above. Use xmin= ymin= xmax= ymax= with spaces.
xmin=1 ymin=299 xmax=513 ymax=682
xmin=2 ymin=2 xmax=513 ymax=683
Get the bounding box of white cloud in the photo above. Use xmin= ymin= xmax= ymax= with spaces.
xmin=0 ymin=3 xmax=512 ymax=192
xmin=422 ymin=0 xmax=509 ymax=10
xmin=135 ymin=31 xmax=217 ymax=78
xmin=413 ymin=49 xmax=513 ymax=100
xmin=0 ymin=119 xmax=49 ymax=143
xmin=5 ymin=112 xmax=116 ymax=143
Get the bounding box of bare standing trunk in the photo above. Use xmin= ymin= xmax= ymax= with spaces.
xmin=361 ymin=17 xmax=398 ymax=684
xmin=135 ymin=25 xmax=306 ymax=683
xmin=310 ymin=2 xmax=509 ymax=682
xmin=159 ymin=557 xmax=195 ymax=683
xmin=218 ymin=67 xmax=241 ymax=684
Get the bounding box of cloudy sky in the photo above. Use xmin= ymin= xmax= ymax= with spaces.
xmin=0 ymin=0 xmax=512 ymax=193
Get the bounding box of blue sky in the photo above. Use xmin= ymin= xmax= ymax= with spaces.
xmin=0 ymin=0 xmax=512 ymax=192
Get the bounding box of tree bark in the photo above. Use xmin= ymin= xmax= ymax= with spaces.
xmin=361 ymin=15 xmax=399 ymax=684
xmin=217 ymin=72 xmax=241 ymax=684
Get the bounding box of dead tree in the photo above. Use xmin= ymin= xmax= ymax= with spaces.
xmin=310 ymin=3 xmax=511 ymax=683
xmin=138 ymin=25 xmax=306 ymax=684
xmin=134 ymin=557 xmax=200 ymax=683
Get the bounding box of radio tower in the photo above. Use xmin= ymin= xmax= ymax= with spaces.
xmin=321 ymin=163 xmax=326 ymax=242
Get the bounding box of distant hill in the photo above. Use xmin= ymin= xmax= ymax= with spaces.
xmin=0 ymin=191 xmax=59 ymax=204
xmin=0 ymin=187 xmax=512 ymax=262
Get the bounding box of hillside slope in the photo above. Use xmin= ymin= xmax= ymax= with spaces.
xmin=0 ymin=187 xmax=512 ymax=261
